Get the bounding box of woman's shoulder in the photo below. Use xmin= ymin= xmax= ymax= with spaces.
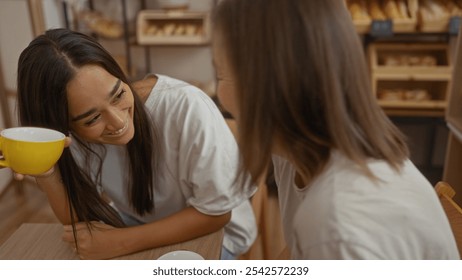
xmin=154 ymin=75 xmax=207 ymax=99
xmin=150 ymin=75 xmax=219 ymax=115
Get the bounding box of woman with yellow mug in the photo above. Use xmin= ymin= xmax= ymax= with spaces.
xmin=11 ymin=28 xmax=256 ymax=260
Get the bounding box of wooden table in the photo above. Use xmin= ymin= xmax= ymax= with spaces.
xmin=0 ymin=223 xmax=223 ymax=260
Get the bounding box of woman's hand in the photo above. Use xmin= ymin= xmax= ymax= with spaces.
xmin=13 ymin=137 xmax=72 ymax=181
xmin=62 ymin=221 xmax=124 ymax=260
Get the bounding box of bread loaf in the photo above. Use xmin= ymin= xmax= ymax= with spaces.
xmin=378 ymin=89 xmax=404 ymax=101
xmin=384 ymin=0 xmax=404 ymax=19
xmin=370 ymin=0 xmax=387 ymax=20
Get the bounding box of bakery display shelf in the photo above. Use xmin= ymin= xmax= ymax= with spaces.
xmin=419 ymin=17 xmax=452 ymax=33
xmin=374 ymin=79 xmax=450 ymax=108
xmin=378 ymin=99 xmax=447 ymax=109
xmin=383 ymin=107 xmax=445 ymax=117
xmin=353 ymin=18 xmax=372 ymax=33
xmin=348 ymin=1 xmax=462 ymax=35
xmin=417 ymin=0 xmax=462 ymax=33
xmin=372 ymin=71 xmax=452 ymax=80
xmin=136 ymin=10 xmax=210 ymax=46
xmin=369 ymin=40 xmax=452 ymax=114
xmin=368 ymin=43 xmax=452 ymax=71
xmin=347 ymin=0 xmax=418 ymax=34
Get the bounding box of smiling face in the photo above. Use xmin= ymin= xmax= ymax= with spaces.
xmin=67 ymin=65 xmax=135 ymax=145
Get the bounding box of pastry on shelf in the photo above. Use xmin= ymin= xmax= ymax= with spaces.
xmin=403 ymin=89 xmax=432 ymax=101
xmin=144 ymin=22 xmax=202 ymax=37
xmin=443 ymin=0 xmax=462 ymax=16
xmin=384 ymin=0 xmax=407 ymax=19
xmin=382 ymin=54 xmax=403 ymax=66
xmin=185 ymin=23 xmax=198 ymax=36
xmin=348 ymin=0 xmax=371 ymax=21
xmin=163 ymin=23 xmax=176 ymax=36
xmin=396 ymin=0 xmax=410 ymax=18
xmin=378 ymin=89 xmax=404 ymax=101
xmin=420 ymin=55 xmax=438 ymax=66
xmin=174 ymin=23 xmax=186 ymax=35
xmin=419 ymin=0 xmax=451 ymax=23
xmin=378 ymin=88 xmax=432 ymax=102
xmin=382 ymin=54 xmax=438 ymax=66
xmin=369 ymin=0 xmax=387 ymax=20
xmin=145 ymin=24 xmax=159 ymax=35
xmin=78 ymin=10 xmax=123 ymax=39
xmin=407 ymin=55 xmax=422 ymax=65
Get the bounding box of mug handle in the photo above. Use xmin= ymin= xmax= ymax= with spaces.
xmin=0 ymin=136 xmax=8 ymax=168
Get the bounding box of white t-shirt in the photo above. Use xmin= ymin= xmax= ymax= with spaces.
xmin=71 ymin=75 xmax=257 ymax=255
xmin=273 ymin=150 xmax=460 ymax=259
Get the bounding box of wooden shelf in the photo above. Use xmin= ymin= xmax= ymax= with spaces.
xmin=372 ymin=71 xmax=452 ymax=80
xmin=368 ymin=42 xmax=452 ymax=112
xmin=384 ymin=108 xmax=445 ymax=117
xmin=347 ymin=0 xmax=418 ymax=34
xmin=347 ymin=0 xmax=461 ymax=35
xmin=378 ymin=100 xmax=447 ymax=109
xmin=136 ymin=10 xmax=210 ymax=46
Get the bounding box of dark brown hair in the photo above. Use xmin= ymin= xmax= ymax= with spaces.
xmin=213 ymin=0 xmax=409 ymax=184
xmin=17 ymin=28 xmax=160 ymax=227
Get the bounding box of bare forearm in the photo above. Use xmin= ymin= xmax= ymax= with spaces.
xmin=35 ymin=169 xmax=74 ymax=224
xmin=115 ymin=207 xmax=230 ymax=256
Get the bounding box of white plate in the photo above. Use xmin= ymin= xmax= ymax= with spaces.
xmin=157 ymin=250 xmax=204 ymax=260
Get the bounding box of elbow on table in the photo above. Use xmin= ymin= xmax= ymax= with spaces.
xmin=209 ymin=211 xmax=231 ymax=231
xmin=222 ymin=211 xmax=232 ymax=225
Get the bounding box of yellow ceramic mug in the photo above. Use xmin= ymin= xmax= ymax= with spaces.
xmin=0 ymin=127 xmax=65 ymax=175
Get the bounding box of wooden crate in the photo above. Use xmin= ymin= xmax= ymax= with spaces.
xmin=419 ymin=17 xmax=450 ymax=33
xmin=368 ymin=43 xmax=452 ymax=75
xmin=417 ymin=0 xmax=462 ymax=32
xmin=393 ymin=0 xmax=418 ymax=32
xmin=136 ymin=10 xmax=210 ymax=45
xmin=368 ymin=42 xmax=452 ymax=112
xmin=345 ymin=0 xmax=417 ymax=34
xmin=375 ymin=79 xmax=450 ymax=109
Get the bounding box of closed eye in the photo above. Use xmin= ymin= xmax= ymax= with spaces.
xmin=111 ymin=89 xmax=126 ymax=104
xmin=84 ymin=114 xmax=102 ymax=126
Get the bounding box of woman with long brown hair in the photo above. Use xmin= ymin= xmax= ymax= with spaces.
xmin=212 ymin=0 xmax=459 ymax=259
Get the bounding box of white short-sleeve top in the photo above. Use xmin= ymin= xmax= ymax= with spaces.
xmin=273 ymin=150 xmax=459 ymax=259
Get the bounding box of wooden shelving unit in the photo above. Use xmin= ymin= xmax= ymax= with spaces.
xmin=347 ymin=0 xmax=418 ymax=34
xmin=345 ymin=1 xmax=461 ymax=183
xmin=347 ymin=0 xmax=461 ymax=34
xmin=368 ymin=42 xmax=452 ymax=115
xmin=346 ymin=1 xmax=460 ymax=117
xmin=62 ymin=0 xmax=217 ymax=80
xmin=136 ymin=10 xmax=210 ymax=46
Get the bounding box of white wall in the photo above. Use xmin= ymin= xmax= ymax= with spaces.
xmin=42 ymin=0 xmax=65 ymax=28
xmin=0 ymin=0 xmax=34 ymax=91
xmin=0 ymin=0 xmax=35 ymax=192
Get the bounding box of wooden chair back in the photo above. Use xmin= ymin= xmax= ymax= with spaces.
xmin=435 ymin=181 xmax=462 ymax=258
xmin=225 ymin=118 xmax=272 ymax=259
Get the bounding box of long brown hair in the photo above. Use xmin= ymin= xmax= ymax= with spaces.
xmin=17 ymin=29 xmax=160 ymax=227
xmin=213 ymin=0 xmax=409 ymax=184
